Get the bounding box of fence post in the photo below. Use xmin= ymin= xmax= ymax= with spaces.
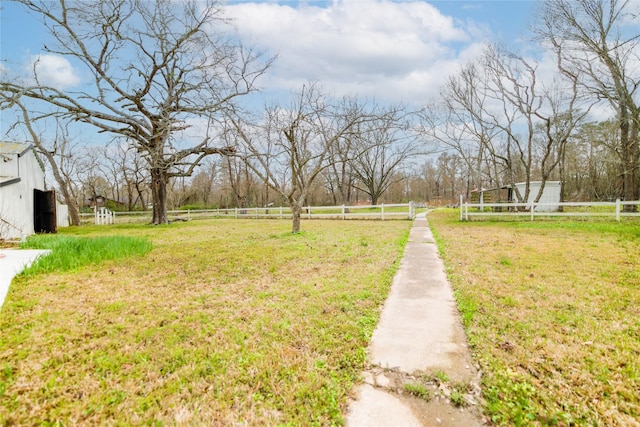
xmin=342 ymin=205 xmax=345 ymax=220
xmin=188 ymin=209 xmax=191 ymax=221
xmin=308 ymin=206 xmax=311 ymax=220
xmin=459 ymin=195 xmax=463 ymax=221
xmin=235 ymin=207 xmax=238 ymax=219
xmin=616 ymin=199 xmax=621 ymax=222
xmin=280 ymin=206 xmax=283 ymax=219
xmin=530 ymin=203 xmax=534 ymax=221
xmin=381 ymin=204 xmax=385 ymax=221
xmin=409 ymin=201 xmax=414 ymax=219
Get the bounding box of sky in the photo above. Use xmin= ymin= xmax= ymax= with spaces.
xmin=0 ymin=0 xmax=538 ymax=113
xmin=222 ymin=0 xmax=538 ymax=105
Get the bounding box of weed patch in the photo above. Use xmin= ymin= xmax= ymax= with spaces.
xmin=19 ymin=235 xmax=152 ymax=275
xmin=403 ymin=382 xmax=433 ymax=400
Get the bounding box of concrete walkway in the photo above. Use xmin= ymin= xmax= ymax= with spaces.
xmin=0 ymin=249 xmax=50 ymax=309
xmin=346 ymin=213 xmax=486 ymax=426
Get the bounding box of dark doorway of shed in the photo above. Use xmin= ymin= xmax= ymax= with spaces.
xmin=34 ymin=189 xmax=57 ymax=234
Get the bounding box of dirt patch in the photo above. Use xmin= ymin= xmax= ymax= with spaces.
xmin=360 ymin=366 xmax=488 ymax=426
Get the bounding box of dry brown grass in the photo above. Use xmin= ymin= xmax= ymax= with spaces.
xmin=0 ymin=219 xmax=411 ymax=425
xmin=429 ymin=210 xmax=640 ymax=426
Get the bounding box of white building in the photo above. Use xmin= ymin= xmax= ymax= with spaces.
xmin=508 ymin=181 xmax=562 ymax=212
xmin=0 ymin=142 xmax=67 ymax=240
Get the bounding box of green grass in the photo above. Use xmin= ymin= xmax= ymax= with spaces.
xmin=19 ymin=235 xmax=152 ymax=275
xmin=429 ymin=209 xmax=640 ymax=426
xmin=0 ymin=219 xmax=410 ymax=425
xmin=432 ymin=369 xmax=449 ymax=384
xmin=450 ymin=390 xmax=467 ymax=408
xmin=403 ymin=382 xmax=433 ymax=400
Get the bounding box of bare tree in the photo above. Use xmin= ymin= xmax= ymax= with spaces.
xmin=350 ymin=111 xmax=420 ymax=205
xmin=430 ymin=45 xmax=588 ymax=205
xmin=536 ymin=0 xmax=640 ymax=208
xmin=224 ymin=155 xmax=259 ymax=209
xmin=1 ymin=0 xmax=272 ymax=224
xmin=420 ymin=66 xmax=501 ymax=194
xmin=483 ymin=46 xmax=589 ymax=203
xmin=167 ymin=176 xmax=192 ymax=210
xmin=109 ymin=142 xmax=150 ymax=211
xmin=324 ymin=134 xmax=358 ymax=206
xmin=227 ymin=84 xmax=376 ymax=233
xmin=568 ymin=120 xmax=625 ymax=200
xmin=190 ymin=158 xmax=220 ymax=208
xmin=92 ymin=145 xmax=124 ymax=206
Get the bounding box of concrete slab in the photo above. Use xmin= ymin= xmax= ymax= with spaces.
xmin=347 ymin=385 xmax=424 ymax=427
xmin=345 ymin=213 xmax=485 ymax=426
xmin=0 ymin=249 xmax=50 ymax=309
xmin=368 ymin=216 xmax=475 ymax=377
xmin=348 ymin=382 xmax=485 ymax=427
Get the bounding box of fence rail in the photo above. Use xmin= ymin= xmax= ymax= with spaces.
xmin=79 ymin=202 xmax=416 ymax=225
xmin=460 ymin=198 xmax=640 ymax=221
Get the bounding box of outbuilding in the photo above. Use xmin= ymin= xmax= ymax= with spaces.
xmin=506 ymin=181 xmax=562 ymax=212
xmin=469 ymin=180 xmax=562 ymax=212
xmin=0 ymin=142 xmax=61 ymax=240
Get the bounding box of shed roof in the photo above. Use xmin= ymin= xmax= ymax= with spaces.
xmin=501 ymin=180 xmax=561 ymax=189
xmin=470 ymin=187 xmax=500 ymax=193
xmin=0 ymin=142 xmax=33 ymax=157
xmin=0 ymin=142 xmax=43 ymax=187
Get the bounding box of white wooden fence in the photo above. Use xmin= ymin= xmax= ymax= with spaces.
xmin=80 ymin=202 xmax=416 ymax=225
xmin=459 ymin=198 xmax=640 ymax=221
xmin=94 ymin=207 xmax=115 ymax=225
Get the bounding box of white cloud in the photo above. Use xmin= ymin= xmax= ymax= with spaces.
xmin=28 ymin=54 xmax=82 ymax=90
xmin=226 ymin=0 xmax=491 ymax=106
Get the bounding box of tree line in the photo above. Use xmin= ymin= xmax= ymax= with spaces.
xmin=1 ymin=0 xmax=638 ymax=232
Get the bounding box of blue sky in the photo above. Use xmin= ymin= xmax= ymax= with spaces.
xmin=0 ymin=0 xmax=537 ymax=133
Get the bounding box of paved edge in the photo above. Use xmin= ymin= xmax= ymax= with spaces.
xmin=0 ymin=249 xmax=50 ymax=309
xmin=345 ymin=213 xmax=485 ymax=426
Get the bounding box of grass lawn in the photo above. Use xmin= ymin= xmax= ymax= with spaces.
xmin=428 ymin=210 xmax=640 ymax=426
xmin=0 ymin=219 xmax=411 ymax=425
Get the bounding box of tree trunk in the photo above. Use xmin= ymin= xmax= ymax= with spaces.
xmin=620 ymin=111 xmax=638 ymax=212
xmin=61 ymin=188 xmax=81 ymax=226
xmin=151 ymin=167 xmax=169 ymax=224
xmin=475 ymin=141 xmax=484 ymax=192
xmin=135 ymin=182 xmax=147 ymax=211
xmin=291 ymin=203 xmax=302 ymax=233
xmin=39 ymin=150 xmax=82 ymax=226
xmin=54 ymin=171 xmax=81 ymax=226
xmin=126 ymin=180 xmax=135 ymax=211
xmin=558 ymin=143 xmax=566 ymax=211
xmin=339 ymin=164 xmax=352 ymax=213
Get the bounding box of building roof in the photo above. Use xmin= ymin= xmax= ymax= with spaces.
xmin=0 ymin=142 xmax=33 ymax=157
xmin=0 ymin=142 xmax=43 ymax=188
